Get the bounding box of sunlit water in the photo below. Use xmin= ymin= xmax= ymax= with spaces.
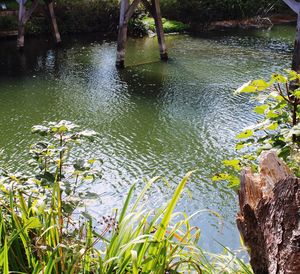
xmin=0 ymin=24 xmax=295 ymax=252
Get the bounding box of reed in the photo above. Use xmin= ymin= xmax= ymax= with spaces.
xmin=0 ymin=121 xmax=252 ymax=273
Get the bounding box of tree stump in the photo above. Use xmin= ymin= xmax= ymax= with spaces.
xmin=237 ymin=151 xmax=300 ymax=274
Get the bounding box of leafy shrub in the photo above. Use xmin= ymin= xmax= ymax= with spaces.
xmin=0 ymin=16 xmax=17 ymax=31
xmin=160 ymin=0 xmax=286 ymax=24
xmin=214 ymin=70 xmax=300 ymax=187
xmin=142 ymin=17 xmax=189 ymax=33
xmin=55 ymin=0 xmax=119 ymax=34
xmin=0 ymin=120 xmax=252 ymax=273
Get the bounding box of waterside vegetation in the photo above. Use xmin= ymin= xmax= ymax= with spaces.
xmin=0 ymin=0 xmax=288 ymax=36
xmin=0 ymin=121 xmax=252 ymax=273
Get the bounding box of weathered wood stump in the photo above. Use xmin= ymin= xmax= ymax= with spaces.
xmin=237 ymin=151 xmax=300 ymax=274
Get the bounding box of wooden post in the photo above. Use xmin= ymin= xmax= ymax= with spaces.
xmin=116 ymin=0 xmax=168 ymax=67
xmin=17 ymin=0 xmax=60 ymax=48
xmin=283 ymin=0 xmax=300 ymax=72
xmin=44 ymin=0 xmax=61 ymax=44
xmin=237 ymin=151 xmax=300 ymax=274
xmin=292 ymin=12 xmax=300 ymax=72
xmin=116 ymin=0 xmax=129 ymax=68
xmin=151 ymin=0 xmax=168 ymax=60
xmin=17 ymin=0 xmax=26 ymax=49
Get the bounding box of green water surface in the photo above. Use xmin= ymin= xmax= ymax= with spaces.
xmin=0 ymin=24 xmax=295 ymax=252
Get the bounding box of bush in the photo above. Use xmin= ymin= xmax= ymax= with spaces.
xmin=214 ymin=70 xmax=300 ymax=188
xmin=0 ymin=16 xmax=17 ymax=31
xmin=142 ymin=17 xmax=189 ymax=33
xmin=160 ymin=0 xmax=287 ymax=24
xmin=55 ymin=0 xmax=119 ymax=34
xmin=0 ymin=120 xmax=252 ymax=273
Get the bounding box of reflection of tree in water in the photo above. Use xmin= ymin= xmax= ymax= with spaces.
xmin=115 ymin=63 xmax=169 ymax=153
xmin=0 ymin=38 xmax=62 ymax=78
xmin=0 ymin=33 xmax=111 ymax=79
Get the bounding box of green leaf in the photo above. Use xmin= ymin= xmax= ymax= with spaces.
xmin=278 ymin=146 xmax=291 ymax=160
xmin=227 ymin=176 xmax=240 ymax=188
xmin=236 ymin=130 xmax=253 ymax=139
xmin=235 ymin=81 xmax=257 ymax=93
xmin=266 ymin=110 xmax=279 ymax=119
xmin=271 ymin=73 xmax=288 ymax=83
xmin=251 ymin=79 xmax=270 ymax=91
xmin=25 ymin=217 xmax=42 ymax=229
xmin=3 ymin=237 xmax=9 ymax=274
xmin=131 ymin=250 xmax=138 ymax=274
xmin=266 ymin=122 xmax=278 ymax=131
xmin=212 ymin=173 xmax=232 ymax=181
xmin=292 ymin=89 xmax=300 ymax=99
xmin=58 ymin=125 xmax=68 ymax=133
xmin=235 ymin=143 xmax=245 ymax=150
xmin=212 ymin=174 xmax=240 ymax=188
xmin=286 ymin=69 xmax=300 ymax=81
xmin=223 ymin=159 xmax=241 ymax=170
xmin=254 ymin=105 xmax=268 ymax=114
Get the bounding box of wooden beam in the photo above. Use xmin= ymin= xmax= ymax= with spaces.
xmin=44 ymin=0 xmax=61 ymax=44
xmin=17 ymin=0 xmax=26 ymax=49
xmin=125 ymin=0 xmax=141 ymax=23
xmin=292 ymin=13 xmax=300 ymax=72
xmin=151 ymin=0 xmax=168 ymax=60
xmin=283 ymin=0 xmax=300 ymax=13
xmin=283 ymin=0 xmax=300 ymax=72
xmin=116 ymin=0 xmax=129 ymax=68
xmin=24 ymin=0 xmax=38 ymax=23
xmin=116 ymin=0 xmax=168 ymax=67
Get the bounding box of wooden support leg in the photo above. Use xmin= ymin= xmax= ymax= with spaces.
xmin=44 ymin=0 xmax=61 ymax=44
xmin=283 ymin=1 xmax=300 ymax=71
xmin=151 ymin=0 xmax=168 ymax=60
xmin=292 ymin=14 xmax=300 ymax=72
xmin=116 ymin=0 xmax=129 ymax=68
xmin=17 ymin=0 xmax=26 ymax=49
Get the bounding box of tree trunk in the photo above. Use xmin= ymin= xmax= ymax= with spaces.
xmin=237 ymin=151 xmax=300 ymax=274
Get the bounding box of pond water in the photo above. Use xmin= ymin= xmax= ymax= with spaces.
xmin=0 ymin=24 xmax=295 ymax=252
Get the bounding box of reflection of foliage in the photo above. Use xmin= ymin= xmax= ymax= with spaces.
xmin=214 ymin=70 xmax=300 ymax=188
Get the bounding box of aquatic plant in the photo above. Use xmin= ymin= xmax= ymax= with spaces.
xmin=0 ymin=121 xmax=252 ymax=273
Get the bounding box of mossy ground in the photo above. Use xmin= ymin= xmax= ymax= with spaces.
xmin=142 ymin=17 xmax=189 ymax=33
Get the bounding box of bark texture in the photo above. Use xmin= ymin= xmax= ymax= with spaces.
xmin=237 ymin=151 xmax=300 ymax=274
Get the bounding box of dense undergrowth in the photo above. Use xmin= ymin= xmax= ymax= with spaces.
xmin=160 ymin=0 xmax=286 ymax=25
xmin=0 ymin=120 xmax=252 ymax=273
xmin=0 ymin=0 xmax=286 ymax=35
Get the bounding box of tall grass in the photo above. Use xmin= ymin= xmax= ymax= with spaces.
xmin=0 ymin=121 xmax=252 ymax=273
